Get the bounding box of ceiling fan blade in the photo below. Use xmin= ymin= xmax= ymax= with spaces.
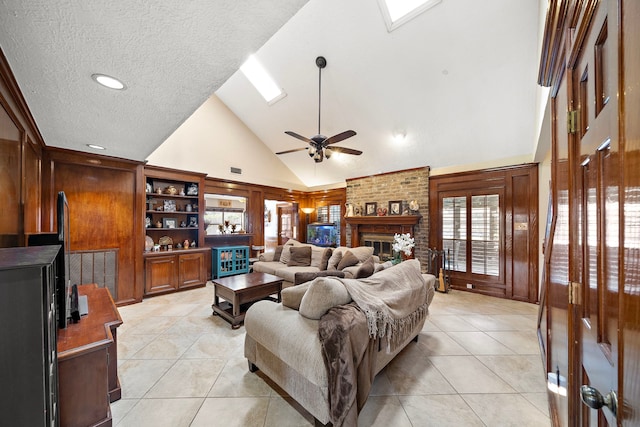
xmin=324 ymin=130 xmax=357 ymax=146
xmin=285 ymin=131 xmax=313 ymax=144
xmin=276 ymin=147 xmax=309 ymax=155
xmin=329 ymin=146 xmax=362 ymax=156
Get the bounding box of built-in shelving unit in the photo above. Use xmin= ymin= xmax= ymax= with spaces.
xmin=143 ymin=166 xmax=207 ymax=296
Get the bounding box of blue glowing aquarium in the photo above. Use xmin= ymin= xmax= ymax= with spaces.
xmin=306 ymin=223 xmax=338 ymax=247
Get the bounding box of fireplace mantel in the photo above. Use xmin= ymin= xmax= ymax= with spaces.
xmin=344 ymin=215 xmax=422 ymax=247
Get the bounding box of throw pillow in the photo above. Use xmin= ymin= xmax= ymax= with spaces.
xmin=299 ymin=277 xmax=352 ymax=320
xmin=326 ymin=246 xmax=347 ymax=269
xmin=273 ymin=245 xmax=284 ymax=262
xmin=287 ymin=246 xmax=312 ymax=267
xmin=348 ymin=246 xmax=375 ymax=263
xmin=355 ymin=256 xmax=376 ymax=279
xmin=310 ymin=247 xmax=333 ymax=269
xmin=319 ymin=248 xmax=333 ymax=270
xmin=337 ymin=250 xmax=359 ymax=270
xmin=281 ymin=281 xmax=312 ymax=310
xmin=327 ymin=250 xmax=342 ymax=270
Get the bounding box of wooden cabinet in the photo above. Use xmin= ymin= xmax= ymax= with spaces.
xmin=144 ymin=249 xmax=208 ymax=296
xmin=57 ymin=284 xmax=122 ymax=427
xmin=212 ymin=246 xmax=249 ymax=279
xmin=0 ymin=246 xmax=60 ymax=427
xmin=143 ymin=166 xmax=207 ymax=296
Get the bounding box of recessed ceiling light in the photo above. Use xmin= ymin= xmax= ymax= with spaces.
xmin=87 ymin=144 xmax=106 ymax=150
xmin=91 ymin=73 xmax=126 ymax=90
xmin=240 ymin=55 xmax=286 ymax=104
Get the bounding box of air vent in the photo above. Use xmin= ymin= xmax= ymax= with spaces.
xmin=230 ymin=167 xmax=242 ymax=174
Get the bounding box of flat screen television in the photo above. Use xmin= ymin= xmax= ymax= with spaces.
xmin=28 ymin=191 xmax=71 ymax=328
xmin=306 ymin=223 xmax=338 ymax=247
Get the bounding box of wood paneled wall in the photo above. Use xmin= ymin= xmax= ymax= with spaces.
xmin=0 ymin=49 xmax=45 ymax=247
xmin=42 ymin=148 xmax=145 ymax=305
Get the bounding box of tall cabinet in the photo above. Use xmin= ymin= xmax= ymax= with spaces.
xmin=0 ymin=245 xmax=60 ymax=427
xmin=143 ymin=166 xmax=207 ymax=296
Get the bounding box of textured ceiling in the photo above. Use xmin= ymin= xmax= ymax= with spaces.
xmin=0 ymin=0 xmax=309 ymax=160
xmin=0 ymin=0 xmax=544 ymax=188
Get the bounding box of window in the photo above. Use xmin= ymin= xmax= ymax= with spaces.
xmin=442 ymin=194 xmax=500 ymax=276
xmin=204 ymin=194 xmax=247 ymax=234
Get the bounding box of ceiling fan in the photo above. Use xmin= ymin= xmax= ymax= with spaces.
xmin=277 ymin=56 xmax=361 ymax=163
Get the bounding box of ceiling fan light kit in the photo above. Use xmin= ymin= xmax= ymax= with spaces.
xmin=277 ymin=56 xmax=361 ymax=163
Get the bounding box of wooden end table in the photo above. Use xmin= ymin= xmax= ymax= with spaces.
xmin=211 ymin=272 xmax=283 ymax=329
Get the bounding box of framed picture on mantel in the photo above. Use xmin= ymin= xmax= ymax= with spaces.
xmin=365 ymin=202 xmax=377 ymax=216
xmin=388 ymin=200 xmax=401 ymax=216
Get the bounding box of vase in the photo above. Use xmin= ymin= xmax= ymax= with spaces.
xmin=392 ymin=251 xmax=402 ymax=265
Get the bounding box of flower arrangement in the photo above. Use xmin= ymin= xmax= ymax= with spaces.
xmin=392 ymin=233 xmax=415 ymax=257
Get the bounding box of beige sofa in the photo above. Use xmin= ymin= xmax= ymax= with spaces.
xmin=244 ymin=260 xmax=436 ymax=426
xmin=252 ymin=240 xmax=381 ymax=287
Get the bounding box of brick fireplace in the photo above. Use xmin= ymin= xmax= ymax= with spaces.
xmin=345 ymin=167 xmax=429 ymax=266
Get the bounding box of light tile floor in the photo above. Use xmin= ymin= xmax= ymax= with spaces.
xmin=112 ymin=283 xmax=551 ymax=426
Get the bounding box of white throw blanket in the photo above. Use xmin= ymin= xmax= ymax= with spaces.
xmin=336 ymin=259 xmax=428 ymax=351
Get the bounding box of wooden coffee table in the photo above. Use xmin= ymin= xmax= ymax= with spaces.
xmin=211 ymin=272 xmax=283 ymax=329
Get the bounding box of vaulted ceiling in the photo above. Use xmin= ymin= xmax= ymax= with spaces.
xmin=0 ymin=0 xmax=545 ymax=188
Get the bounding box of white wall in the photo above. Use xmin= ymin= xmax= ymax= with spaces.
xmin=146 ymin=95 xmax=308 ymax=191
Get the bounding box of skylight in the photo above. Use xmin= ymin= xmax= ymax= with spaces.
xmin=378 ymin=0 xmax=442 ymax=32
xmin=240 ymin=55 xmax=286 ymax=104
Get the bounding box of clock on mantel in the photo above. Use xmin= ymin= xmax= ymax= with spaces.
xmin=344 ymin=215 xmax=421 ymax=247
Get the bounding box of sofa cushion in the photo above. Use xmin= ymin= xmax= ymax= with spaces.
xmin=288 ymin=246 xmax=312 ymax=267
xmin=355 ymin=256 xmax=376 ymax=279
xmin=282 ymin=281 xmax=312 ymax=310
xmin=327 ymin=246 xmax=375 ymax=269
xmin=294 ymin=270 xmax=347 ymax=286
xmin=274 ymin=265 xmax=320 ymax=284
xmin=299 ymin=277 xmax=352 ymax=320
xmin=337 ymin=250 xmax=359 ymax=270
xmin=310 ymin=247 xmax=332 ymax=270
xmin=252 ymin=261 xmax=285 ymax=275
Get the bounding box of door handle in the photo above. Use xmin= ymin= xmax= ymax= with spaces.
xmin=580 ymin=385 xmax=617 ymax=416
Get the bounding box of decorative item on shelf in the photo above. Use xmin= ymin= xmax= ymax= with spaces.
xmin=189 ymin=217 xmax=198 ymax=227
xmin=146 ymin=182 xmax=152 ymax=193
xmin=163 ymin=218 xmax=177 ymax=229
xmin=392 ymin=233 xmax=415 ymax=264
xmin=155 ymin=220 xmax=163 ymax=228
xmin=183 ymin=239 xmax=189 ymax=248
xmin=176 ymin=243 xmax=182 ymax=249
xmin=145 ymin=216 xmax=151 ymax=228
xmin=409 ymin=200 xmax=420 ymax=213
xmin=185 ymin=204 xmax=192 ymax=212
xmin=388 ymin=200 xmax=402 ymax=216
xmin=158 ymin=235 xmax=173 ymax=249
xmin=231 ymin=224 xmax=237 ymax=233
xmin=179 ymin=188 xmax=185 ymax=196
xmin=218 ymin=224 xmax=224 ymax=234
xmin=190 ymin=240 xmax=196 ymax=248
xmin=163 ymin=200 xmax=176 ymax=212
xmin=345 ymin=203 xmax=354 ymax=217
xmin=145 ymin=235 xmax=154 ymax=252
xmin=156 ymin=206 xmax=163 ymax=211
xmin=152 ymin=244 xmax=160 ymax=252
xmin=192 ymin=203 xmax=198 ymax=212
xmin=377 ymin=207 xmax=387 ymax=216
xmin=187 ymin=183 xmax=198 ymax=196
xmin=180 ymin=221 xmax=187 ymax=228
xmin=365 ymin=202 xmax=377 ymax=216
xmin=156 ymin=187 xmax=162 ymax=195
xmin=164 ymin=185 xmax=178 ymax=195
